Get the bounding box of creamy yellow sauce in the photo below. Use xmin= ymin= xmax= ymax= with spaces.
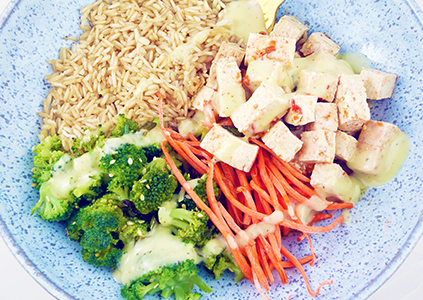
xmin=337 ymin=52 xmax=372 ymax=74
xmin=102 ymin=131 xmax=163 ymax=155
xmin=221 ymin=0 xmax=267 ymax=44
xmin=246 ymin=59 xmax=294 ymax=92
xmin=235 ymin=222 xmax=276 ymax=248
xmin=348 ymin=131 xmax=410 ymax=187
xmin=287 ymin=52 xmax=354 ymax=85
xmin=114 ymin=225 xmax=200 ymax=285
xmin=46 ymin=149 xmax=103 ymax=199
xmin=169 ymin=30 xmax=211 ymax=63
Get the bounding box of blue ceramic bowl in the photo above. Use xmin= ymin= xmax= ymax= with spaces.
xmin=1 ymin=0 xmax=423 ymax=299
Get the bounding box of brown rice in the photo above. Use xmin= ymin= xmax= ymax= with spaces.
xmin=38 ymin=0 xmax=240 ymax=150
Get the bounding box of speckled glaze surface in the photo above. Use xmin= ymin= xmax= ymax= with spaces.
xmin=0 ymin=0 xmax=422 ymax=299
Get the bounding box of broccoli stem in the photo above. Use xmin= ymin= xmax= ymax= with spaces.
xmin=169 ymin=208 xmax=195 ymax=223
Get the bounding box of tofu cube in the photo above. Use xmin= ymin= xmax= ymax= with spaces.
xmin=335 ymin=130 xmax=358 ymax=161
xmin=310 ymin=163 xmax=362 ymax=203
xmin=305 ymin=103 xmax=339 ymax=132
xmin=231 ymin=81 xmax=291 ymax=136
xmin=295 ymin=69 xmax=339 ymax=102
xmin=300 ymin=32 xmax=341 ymax=56
xmin=245 ymin=58 xmax=294 ymax=93
xmin=335 ymin=74 xmax=370 ymax=133
xmin=200 ymin=124 xmax=259 ymax=172
xmin=284 ymin=93 xmax=318 ymax=126
xmin=192 ymin=85 xmax=218 ymax=111
xmin=245 ymin=33 xmax=296 ymax=66
xmin=271 ymin=15 xmax=309 ymax=42
xmin=215 ymin=59 xmax=246 ymax=117
xmin=262 ymin=121 xmax=303 ymax=162
xmin=360 ymin=68 xmax=398 ymax=100
xmin=298 ymin=130 xmax=336 ymax=163
xmin=346 ymin=120 xmax=407 ymax=177
xmin=207 ymin=42 xmax=245 ymax=89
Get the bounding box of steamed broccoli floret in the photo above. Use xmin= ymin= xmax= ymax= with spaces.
xmin=119 ymin=218 xmax=150 ymax=246
xmin=31 ymin=150 xmax=104 ymax=222
xmin=204 ymin=252 xmax=244 ymax=283
xmin=66 ymin=197 xmax=128 ymax=268
xmin=112 ymin=114 xmax=140 ymax=137
xmin=130 ymin=157 xmax=178 ymax=214
xmin=179 ymin=174 xmax=220 ymax=211
xmin=71 ymin=125 xmax=108 ymax=155
xmin=99 ymin=143 xmax=147 ymax=199
xmin=120 ymin=260 xmax=212 ymax=300
xmin=142 ymin=144 xmax=163 ymax=162
xmin=201 ymin=237 xmax=244 ymax=283
xmin=159 ymin=200 xmax=217 ymax=248
xmin=171 ymin=208 xmax=217 ymax=247
xmin=31 ymin=135 xmax=65 ymax=189
xmin=31 ymin=180 xmax=77 ymax=222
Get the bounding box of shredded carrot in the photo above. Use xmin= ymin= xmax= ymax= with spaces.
xmin=214 ymin=164 xmax=268 ymax=220
xmin=257 ymin=150 xmax=283 ymax=211
xmin=246 ymin=243 xmax=269 ymax=292
xmin=257 ymin=241 xmax=274 ymax=284
xmin=309 ymin=213 xmax=333 ymax=225
xmin=257 ymin=235 xmax=288 ymax=284
xmin=326 ymin=202 xmax=354 ymax=210
xmin=250 ymin=138 xmax=310 ymax=182
xmin=270 ymin=157 xmax=315 ymax=196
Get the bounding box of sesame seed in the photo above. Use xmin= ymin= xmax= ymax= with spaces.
xmin=110 ymin=159 xmax=116 ymax=164
xmin=128 ymin=157 xmax=133 ymax=165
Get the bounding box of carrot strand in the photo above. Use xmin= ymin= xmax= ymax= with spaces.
xmin=326 ymin=202 xmax=354 ymax=210
xmin=280 ymin=244 xmax=333 ymax=297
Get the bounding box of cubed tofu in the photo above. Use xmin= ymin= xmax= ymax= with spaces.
xmin=305 ymin=103 xmax=338 ymax=131
xmin=215 ymin=59 xmax=246 ymax=117
xmin=207 ymin=42 xmax=245 ymax=89
xmin=192 ymin=85 xmax=218 ymax=111
xmin=270 ymin=15 xmax=309 ymax=42
xmin=298 ymin=130 xmax=336 ymax=163
xmin=245 ymin=33 xmax=296 ymax=66
xmin=245 ymin=58 xmax=294 ymax=93
xmin=295 ymin=69 xmax=339 ymax=102
xmin=360 ymin=68 xmax=398 ymax=100
xmin=346 ymin=120 xmax=409 ymax=180
xmin=335 ymin=74 xmax=370 ymax=133
xmin=335 ymin=130 xmax=357 ymax=161
xmin=300 ymin=32 xmax=341 ymax=56
xmin=231 ymin=81 xmax=291 ymax=136
xmin=284 ymin=93 xmax=318 ymax=126
xmin=200 ymin=124 xmax=259 ymax=172
xmin=310 ymin=163 xmax=363 ymax=203
xmin=262 ymin=121 xmax=303 ymax=162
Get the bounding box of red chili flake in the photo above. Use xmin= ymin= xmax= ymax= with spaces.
xmin=264 ymin=40 xmax=277 ymax=54
xmin=291 ymin=99 xmax=303 ymax=123
xmin=243 ymin=75 xmax=250 ymax=86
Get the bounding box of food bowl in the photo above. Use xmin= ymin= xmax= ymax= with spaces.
xmin=0 ymin=0 xmax=422 ymax=299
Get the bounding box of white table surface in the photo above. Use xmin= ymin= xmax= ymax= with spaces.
xmin=1 ymin=0 xmax=423 ymax=299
